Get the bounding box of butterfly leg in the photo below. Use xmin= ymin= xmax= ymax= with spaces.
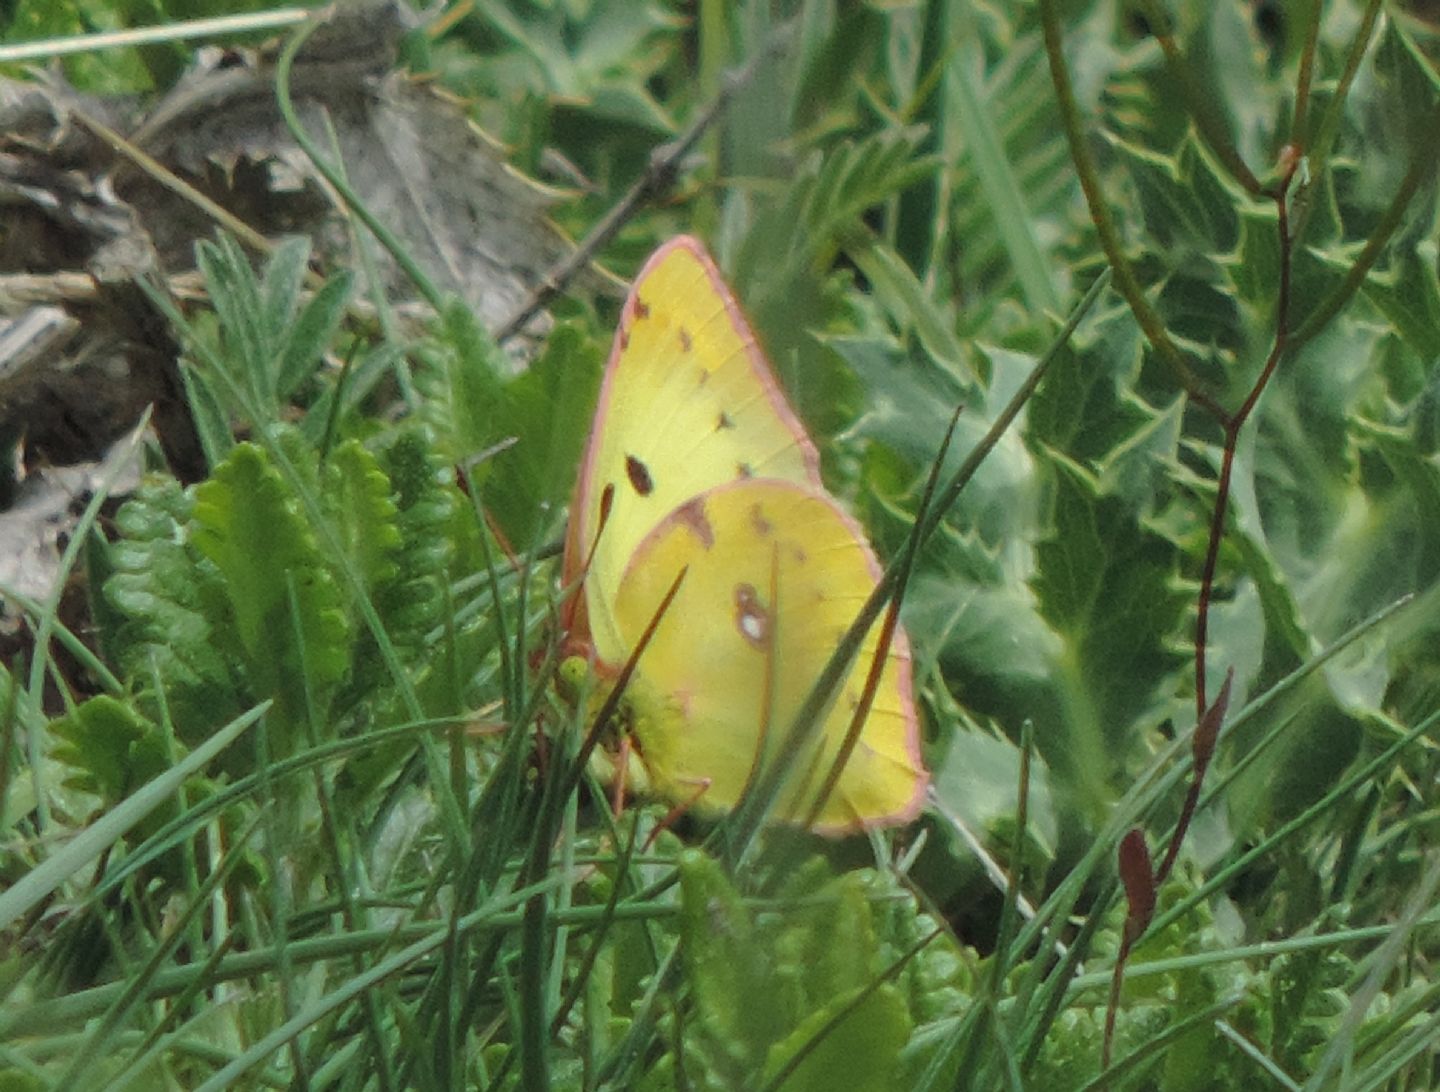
xmin=610 ymin=732 xmax=633 ymax=818
xmin=643 ymin=776 xmax=713 ymax=850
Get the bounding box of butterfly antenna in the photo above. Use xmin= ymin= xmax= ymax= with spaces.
xmin=799 ymin=403 xmax=964 ymax=830
xmin=562 ymin=482 xmax=615 ymax=639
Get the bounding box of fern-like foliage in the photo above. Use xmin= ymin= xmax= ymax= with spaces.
xmin=323 ymin=439 xmax=403 ymax=606
xmin=332 ymin=426 xmax=465 ymax=789
xmin=371 ymin=427 xmax=458 ymax=665
xmin=190 ymin=441 xmax=350 ymax=756
xmin=103 ymin=478 xmax=247 ymax=746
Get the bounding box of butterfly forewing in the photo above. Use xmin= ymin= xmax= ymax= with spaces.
xmin=566 ymin=238 xmax=822 ymax=664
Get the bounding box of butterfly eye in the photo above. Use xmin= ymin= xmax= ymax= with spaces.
xmin=733 ymin=583 xmax=771 ymax=649
xmin=625 ymin=455 xmax=654 ymax=496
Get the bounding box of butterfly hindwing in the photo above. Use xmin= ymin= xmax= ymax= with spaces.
xmin=611 ymin=479 xmax=926 ymax=832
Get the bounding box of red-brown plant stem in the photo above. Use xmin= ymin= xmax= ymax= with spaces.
xmin=1158 ymin=668 xmax=1232 ymax=884
xmin=1194 ymin=161 xmax=1296 ymax=715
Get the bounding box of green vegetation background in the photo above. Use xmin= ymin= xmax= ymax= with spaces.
xmin=2 ymin=1 xmax=1439 ymax=1089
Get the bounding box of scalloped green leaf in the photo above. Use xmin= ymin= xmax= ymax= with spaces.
xmin=52 ymin=696 xmax=171 ymax=809
xmin=377 ymin=428 xmax=458 ymax=650
xmin=416 ymin=299 xmax=509 ymax=471
xmin=104 ymin=479 xmax=246 ymax=743
xmin=324 ymin=439 xmax=402 ymax=596
xmin=190 ymin=443 xmax=349 ymax=738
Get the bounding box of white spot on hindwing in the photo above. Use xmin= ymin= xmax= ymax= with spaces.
xmin=734 ymin=583 xmax=770 ymax=648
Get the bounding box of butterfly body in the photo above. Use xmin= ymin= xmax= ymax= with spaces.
xmin=564 ymin=237 xmax=926 ymax=832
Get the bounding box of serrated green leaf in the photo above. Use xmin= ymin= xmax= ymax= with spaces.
xmin=83 ymin=524 xmax=125 ymax=674
xmin=1108 ymin=133 xmax=1217 ymax=253
xmin=416 ymin=300 xmax=508 ymax=469
xmin=1095 ymin=395 xmax=1184 ymax=512
xmin=822 ymin=334 xmax=1037 ymax=547
xmin=0 ymin=704 xmax=263 ymax=933
xmin=104 ymin=480 xmax=246 ymax=744
xmin=1027 ymin=307 xmax=1148 ymax=460
xmin=1224 ymin=204 xmax=1282 ymax=314
xmin=1371 ymin=18 xmax=1440 ymax=157
xmin=378 ymin=428 xmax=459 ymax=649
xmin=1028 ymin=451 xmax=1189 ymax=803
xmin=844 ymin=237 xmax=972 ymax=383
xmin=1175 ymin=136 xmax=1241 ymax=252
xmin=1358 ymin=252 xmax=1440 ymax=360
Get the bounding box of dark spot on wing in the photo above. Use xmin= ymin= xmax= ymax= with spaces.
xmin=697 ymin=368 xmax=710 ymax=386
xmin=737 ymin=462 xmax=754 ymax=478
xmin=717 ymin=411 xmax=734 ymax=431
xmin=749 ymin=504 xmax=773 ymax=538
xmin=679 ymin=327 xmax=693 ymax=352
xmin=734 ymin=583 xmax=771 ymax=648
xmin=625 ymin=455 xmax=654 ymax=496
xmin=676 ymin=497 xmax=715 ymax=548
xmin=634 ymin=297 xmax=650 ymax=321
xmin=599 ymin=483 xmax=615 ymax=529
xmin=618 ymin=325 xmax=630 ymax=351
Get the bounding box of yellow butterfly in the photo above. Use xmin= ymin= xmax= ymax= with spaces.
xmin=562 ymin=237 xmax=926 ymax=833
